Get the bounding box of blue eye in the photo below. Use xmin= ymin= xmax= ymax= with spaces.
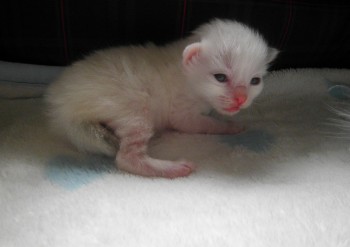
xmin=214 ymin=74 xmax=228 ymax=83
xmin=250 ymin=77 xmax=261 ymax=85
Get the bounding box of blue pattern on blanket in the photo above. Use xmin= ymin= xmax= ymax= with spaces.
xmin=220 ymin=129 xmax=274 ymax=152
xmin=46 ymin=154 xmax=115 ymax=190
xmin=328 ymin=84 xmax=350 ymax=100
xmin=46 ymin=130 xmax=273 ymax=190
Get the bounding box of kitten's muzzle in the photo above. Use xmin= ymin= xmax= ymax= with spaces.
xmin=222 ymin=86 xmax=247 ymax=113
xmin=232 ymin=86 xmax=247 ymax=106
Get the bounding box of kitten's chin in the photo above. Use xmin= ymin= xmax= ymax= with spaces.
xmin=219 ymin=102 xmax=252 ymax=116
xmin=217 ymin=107 xmax=240 ymax=116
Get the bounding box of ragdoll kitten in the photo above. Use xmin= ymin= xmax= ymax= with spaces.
xmin=46 ymin=19 xmax=278 ymax=178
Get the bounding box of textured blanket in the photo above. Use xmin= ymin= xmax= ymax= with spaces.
xmin=1 ymin=62 xmax=350 ymax=246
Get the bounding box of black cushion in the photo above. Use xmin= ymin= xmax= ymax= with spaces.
xmin=1 ymin=0 xmax=349 ymax=69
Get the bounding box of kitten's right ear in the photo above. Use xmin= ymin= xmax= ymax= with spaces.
xmin=182 ymin=42 xmax=202 ymax=67
xmin=266 ymin=47 xmax=279 ymax=64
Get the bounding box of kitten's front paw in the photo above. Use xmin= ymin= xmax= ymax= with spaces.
xmin=226 ymin=124 xmax=246 ymax=135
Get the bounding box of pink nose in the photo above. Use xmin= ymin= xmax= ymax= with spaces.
xmin=233 ymin=86 xmax=247 ymax=107
xmin=235 ymin=95 xmax=247 ymax=106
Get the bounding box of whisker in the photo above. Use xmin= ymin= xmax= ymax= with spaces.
xmin=323 ymin=102 xmax=350 ymax=139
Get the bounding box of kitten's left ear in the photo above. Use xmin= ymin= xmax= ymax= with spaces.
xmin=266 ymin=47 xmax=279 ymax=64
xmin=182 ymin=42 xmax=202 ymax=67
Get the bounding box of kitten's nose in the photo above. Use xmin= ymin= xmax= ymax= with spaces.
xmin=233 ymin=86 xmax=247 ymax=106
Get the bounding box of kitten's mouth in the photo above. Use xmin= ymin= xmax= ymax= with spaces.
xmin=219 ymin=95 xmax=245 ymax=114
xmin=223 ymin=105 xmax=240 ymax=114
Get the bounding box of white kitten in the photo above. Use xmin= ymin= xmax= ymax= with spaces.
xmin=46 ymin=19 xmax=278 ymax=178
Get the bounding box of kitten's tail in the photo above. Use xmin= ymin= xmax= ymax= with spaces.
xmin=52 ymin=120 xmax=118 ymax=156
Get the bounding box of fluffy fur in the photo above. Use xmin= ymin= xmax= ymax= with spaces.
xmin=45 ymin=19 xmax=278 ymax=178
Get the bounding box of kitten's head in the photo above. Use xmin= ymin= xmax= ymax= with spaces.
xmin=183 ymin=19 xmax=278 ymax=116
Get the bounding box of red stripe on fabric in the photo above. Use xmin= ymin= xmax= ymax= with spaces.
xmin=181 ymin=0 xmax=188 ymax=37
xmin=279 ymin=0 xmax=294 ymax=49
xmin=60 ymin=0 xmax=69 ymax=63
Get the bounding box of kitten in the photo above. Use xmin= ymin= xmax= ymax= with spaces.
xmin=46 ymin=19 xmax=278 ymax=178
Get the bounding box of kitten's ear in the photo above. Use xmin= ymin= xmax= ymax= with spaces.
xmin=266 ymin=47 xmax=279 ymax=64
xmin=182 ymin=42 xmax=202 ymax=67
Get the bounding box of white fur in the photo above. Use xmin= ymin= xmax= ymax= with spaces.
xmin=46 ymin=19 xmax=277 ymax=178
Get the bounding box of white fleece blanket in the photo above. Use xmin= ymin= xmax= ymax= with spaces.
xmin=1 ymin=62 xmax=350 ymax=247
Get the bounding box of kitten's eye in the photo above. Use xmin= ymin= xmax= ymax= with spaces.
xmin=214 ymin=74 xmax=228 ymax=83
xmin=250 ymin=77 xmax=261 ymax=86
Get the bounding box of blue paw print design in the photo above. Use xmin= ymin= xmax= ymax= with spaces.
xmin=327 ymin=82 xmax=350 ymax=100
xmin=204 ymin=109 xmax=275 ymax=152
xmin=46 ymin=154 xmax=115 ymax=190
xmin=220 ymin=129 xmax=275 ymax=152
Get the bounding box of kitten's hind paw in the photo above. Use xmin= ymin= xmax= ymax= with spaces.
xmin=117 ymin=155 xmax=196 ymax=179
xmin=158 ymin=160 xmax=196 ymax=179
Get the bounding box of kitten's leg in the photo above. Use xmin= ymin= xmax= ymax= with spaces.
xmin=114 ymin=121 xmax=195 ymax=178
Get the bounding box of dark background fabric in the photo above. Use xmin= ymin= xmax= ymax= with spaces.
xmin=1 ymin=0 xmax=350 ymax=69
